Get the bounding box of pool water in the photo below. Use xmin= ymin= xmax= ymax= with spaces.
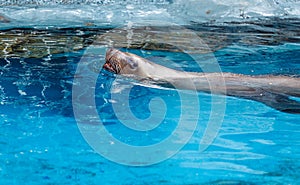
xmin=1 ymin=4 xmax=300 ymax=184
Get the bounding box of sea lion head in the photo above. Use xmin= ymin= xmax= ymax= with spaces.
xmin=103 ymin=48 xmax=148 ymax=76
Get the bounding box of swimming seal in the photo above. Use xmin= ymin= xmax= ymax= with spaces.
xmin=103 ymin=48 xmax=300 ymax=114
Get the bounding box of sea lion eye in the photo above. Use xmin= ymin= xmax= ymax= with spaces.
xmin=128 ymin=58 xmax=138 ymax=70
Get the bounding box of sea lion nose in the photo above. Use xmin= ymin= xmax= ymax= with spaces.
xmin=106 ymin=48 xmax=119 ymax=61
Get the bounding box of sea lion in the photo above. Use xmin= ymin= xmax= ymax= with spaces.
xmin=103 ymin=48 xmax=300 ymax=114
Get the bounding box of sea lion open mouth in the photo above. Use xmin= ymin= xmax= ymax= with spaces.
xmin=103 ymin=62 xmax=117 ymax=74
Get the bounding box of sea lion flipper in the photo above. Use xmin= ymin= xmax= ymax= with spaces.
xmin=251 ymin=91 xmax=300 ymax=114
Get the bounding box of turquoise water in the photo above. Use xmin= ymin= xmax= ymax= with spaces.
xmin=1 ymin=1 xmax=300 ymax=181
xmin=1 ymin=33 xmax=299 ymax=184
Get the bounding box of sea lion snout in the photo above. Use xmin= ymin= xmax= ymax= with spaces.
xmin=104 ymin=48 xmax=123 ymax=74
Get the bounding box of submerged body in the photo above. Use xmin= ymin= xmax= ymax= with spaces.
xmin=103 ymin=48 xmax=300 ymax=113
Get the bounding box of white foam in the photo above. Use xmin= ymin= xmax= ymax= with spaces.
xmin=0 ymin=0 xmax=299 ymax=29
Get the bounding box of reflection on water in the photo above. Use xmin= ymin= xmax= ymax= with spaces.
xmin=0 ymin=18 xmax=299 ymax=58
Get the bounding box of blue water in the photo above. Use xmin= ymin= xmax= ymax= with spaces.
xmin=1 ymin=28 xmax=300 ymax=184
